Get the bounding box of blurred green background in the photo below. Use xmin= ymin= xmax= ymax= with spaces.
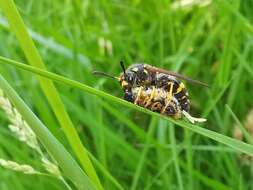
xmin=0 ymin=0 xmax=253 ymax=189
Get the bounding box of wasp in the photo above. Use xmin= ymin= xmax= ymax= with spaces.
xmin=93 ymin=61 xmax=207 ymax=123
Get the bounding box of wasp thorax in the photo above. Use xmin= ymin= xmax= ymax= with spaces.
xmin=129 ymin=64 xmax=149 ymax=81
xmin=155 ymin=73 xmax=178 ymax=88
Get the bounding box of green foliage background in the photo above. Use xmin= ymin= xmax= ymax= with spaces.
xmin=0 ymin=0 xmax=253 ymax=189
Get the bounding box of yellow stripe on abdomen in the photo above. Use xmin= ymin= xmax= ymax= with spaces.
xmin=175 ymin=82 xmax=185 ymax=94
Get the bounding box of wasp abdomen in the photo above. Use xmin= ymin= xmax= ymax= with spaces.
xmin=131 ymin=86 xmax=182 ymax=119
xmin=174 ymin=82 xmax=190 ymax=112
xmin=155 ymin=73 xmax=190 ymax=112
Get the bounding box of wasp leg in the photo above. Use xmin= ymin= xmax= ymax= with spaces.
xmin=161 ymin=82 xmax=174 ymax=114
xmin=134 ymin=87 xmax=143 ymax=105
xmin=182 ymin=110 xmax=207 ymax=124
xmin=167 ymin=82 xmax=174 ymax=100
xmin=144 ymin=86 xmax=156 ymax=108
xmin=150 ymin=101 xmax=162 ymax=112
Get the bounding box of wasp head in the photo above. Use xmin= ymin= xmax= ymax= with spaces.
xmin=120 ymin=63 xmax=151 ymax=89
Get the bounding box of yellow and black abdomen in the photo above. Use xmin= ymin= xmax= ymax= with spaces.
xmin=173 ymin=82 xmax=190 ymax=112
xmin=155 ymin=73 xmax=190 ymax=113
xmin=131 ymin=86 xmax=182 ymax=118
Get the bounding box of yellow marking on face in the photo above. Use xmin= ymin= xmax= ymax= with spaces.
xmin=144 ymin=69 xmax=148 ymax=74
xmin=132 ymin=67 xmax=138 ymax=72
xmin=121 ymin=81 xmax=128 ymax=87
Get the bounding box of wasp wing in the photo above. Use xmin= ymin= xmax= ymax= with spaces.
xmin=144 ymin=65 xmax=209 ymax=87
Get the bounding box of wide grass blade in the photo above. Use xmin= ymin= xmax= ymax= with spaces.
xmin=0 ymin=56 xmax=253 ymax=157
xmin=0 ymin=75 xmax=95 ymax=190
xmin=0 ymin=0 xmax=102 ymax=189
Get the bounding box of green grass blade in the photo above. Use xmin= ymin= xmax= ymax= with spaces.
xmin=156 ymin=120 xmax=170 ymax=189
xmin=87 ymin=151 xmax=125 ymax=190
xmin=0 ymin=1 xmax=102 ymax=189
xmin=233 ymin=48 xmax=253 ymax=78
xmin=130 ymin=117 xmax=157 ymax=190
xmin=226 ymin=104 xmax=253 ymax=144
xmin=0 ymin=16 xmax=91 ymax=68
xmin=0 ymin=56 xmax=253 ymax=157
xmin=0 ymin=75 xmax=95 ymax=190
xmin=169 ymin=124 xmax=184 ymax=190
xmin=179 ymin=161 xmax=231 ymax=190
xmin=144 ymin=148 xmax=180 ymax=190
xmin=100 ymin=100 xmax=150 ymax=142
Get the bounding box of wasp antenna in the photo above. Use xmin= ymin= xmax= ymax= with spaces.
xmin=120 ymin=61 xmax=126 ymax=75
xmin=92 ymin=70 xmax=119 ymax=80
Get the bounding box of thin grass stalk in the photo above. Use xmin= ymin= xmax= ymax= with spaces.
xmin=0 ymin=1 xmax=102 ymax=189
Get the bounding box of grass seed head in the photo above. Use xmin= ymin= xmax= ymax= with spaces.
xmin=0 ymin=88 xmax=61 ymax=176
xmin=0 ymin=159 xmax=39 ymax=174
xmin=41 ymin=157 xmax=61 ymax=177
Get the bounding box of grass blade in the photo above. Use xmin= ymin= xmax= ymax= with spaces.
xmin=0 ymin=56 xmax=253 ymax=157
xmin=0 ymin=16 xmax=91 ymax=68
xmin=226 ymin=104 xmax=253 ymax=144
xmin=0 ymin=75 xmax=95 ymax=190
